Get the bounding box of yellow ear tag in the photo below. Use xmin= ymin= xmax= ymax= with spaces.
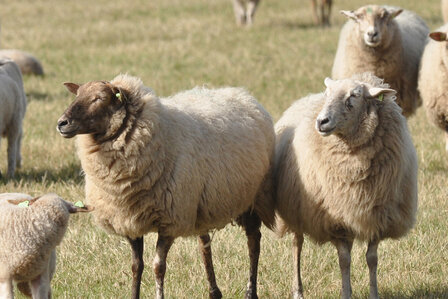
xmin=18 ymin=200 xmax=30 ymax=207
xmin=378 ymin=94 xmax=384 ymax=101
xmin=74 ymin=201 xmax=85 ymax=208
xmin=116 ymin=93 xmax=122 ymax=102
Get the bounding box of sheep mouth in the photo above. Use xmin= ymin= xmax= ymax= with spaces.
xmin=364 ymin=38 xmax=381 ymax=48
xmin=317 ymin=127 xmax=335 ymax=136
xmin=57 ymin=126 xmax=79 ymax=138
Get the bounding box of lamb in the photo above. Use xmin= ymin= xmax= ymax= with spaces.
xmin=331 ymin=5 xmax=428 ymax=117
xmin=0 ymin=193 xmax=92 ymax=299
xmin=443 ymin=0 xmax=448 ymax=23
xmin=418 ymin=25 xmax=448 ymax=152
xmin=56 ymin=74 xmax=275 ymax=299
xmin=0 ymin=58 xmax=27 ymax=178
xmin=274 ymin=73 xmax=418 ymax=299
xmin=0 ymin=50 xmax=44 ymax=76
xmin=232 ymin=0 xmax=332 ymax=26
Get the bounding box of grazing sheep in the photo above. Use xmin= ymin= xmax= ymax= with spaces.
xmin=0 ymin=50 xmax=44 ymax=76
xmin=443 ymin=0 xmax=448 ymax=23
xmin=232 ymin=0 xmax=332 ymax=26
xmin=0 ymin=193 xmax=92 ymax=299
xmin=418 ymin=25 xmax=448 ymax=152
xmin=57 ymin=74 xmax=275 ymax=299
xmin=274 ymin=73 xmax=418 ymax=299
xmin=332 ymin=5 xmax=428 ymax=117
xmin=0 ymin=58 xmax=27 ymax=178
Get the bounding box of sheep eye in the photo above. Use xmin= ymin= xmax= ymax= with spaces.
xmin=345 ymin=97 xmax=353 ymax=110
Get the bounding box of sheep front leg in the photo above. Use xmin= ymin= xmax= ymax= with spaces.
xmin=310 ymin=0 xmax=319 ymax=25
xmin=128 ymin=237 xmax=144 ymax=299
xmin=366 ymin=240 xmax=380 ymax=299
xmin=292 ymin=233 xmax=304 ymax=299
xmin=232 ymin=0 xmax=247 ymax=26
xmin=6 ymin=131 xmax=19 ymax=178
xmin=0 ymin=279 xmax=14 ymax=299
xmin=334 ymin=239 xmax=353 ymax=299
xmin=153 ymin=235 xmax=174 ymax=299
xmin=246 ymin=0 xmax=260 ymax=26
xmin=444 ymin=131 xmax=448 ymax=152
xmin=198 ymin=234 xmax=222 ymax=299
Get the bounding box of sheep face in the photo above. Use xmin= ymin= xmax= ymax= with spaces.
xmin=316 ymin=77 xmax=396 ymax=137
xmin=341 ymin=5 xmax=402 ymax=48
xmin=57 ymin=81 xmax=124 ymax=138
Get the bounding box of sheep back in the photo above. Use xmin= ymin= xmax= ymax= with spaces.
xmin=0 ymin=49 xmax=44 ymax=76
xmin=77 ymin=75 xmax=275 ymax=239
xmin=274 ymin=92 xmax=417 ymax=243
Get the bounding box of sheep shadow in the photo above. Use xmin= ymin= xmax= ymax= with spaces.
xmin=26 ymin=91 xmax=49 ymax=102
xmin=1 ymin=162 xmax=84 ymax=185
xmin=380 ymin=287 xmax=448 ymax=299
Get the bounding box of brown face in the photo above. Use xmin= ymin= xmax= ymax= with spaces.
xmin=57 ymin=81 xmax=123 ymax=138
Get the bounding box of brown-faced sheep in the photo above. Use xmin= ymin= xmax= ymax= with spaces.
xmin=274 ymin=73 xmax=418 ymax=299
xmin=57 ymin=74 xmax=275 ymax=299
xmin=332 ymin=5 xmax=428 ymax=117
xmin=0 ymin=193 xmax=92 ymax=299
xmin=418 ymin=25 xmax=448 ymax=152
xmin=0 ymin=58 xmax=27 ymax=178
xmin=0 ymin=50 xmax=44 ymax=76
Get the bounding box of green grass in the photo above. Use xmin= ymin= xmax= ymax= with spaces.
xmin=1 ymin=0 xmax=447 ymax=298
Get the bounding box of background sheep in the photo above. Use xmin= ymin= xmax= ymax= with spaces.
xmin=332 ymin=5 xmax=428 ymax=117
xmin=418 ymin=25 xmax=448 ymax=152
xmin=0 ymin=50 xmax=44 ymax=76
xmin=443 ymin=0 xmax=448 ymax=23
xmin=0 ymin=58 xmax=27 ymax=178
xmin=274 ymin=73 xmax=418 ymax=299
xmin=0 ymin=193 xmax=91 ymax=299
xmin=56 ymin=74 xmax=275 ymax=299
xmin=232 ymin=0 xmax=332 ymax=26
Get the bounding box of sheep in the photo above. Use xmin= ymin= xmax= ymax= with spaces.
xmin=232 ymin=0 xmax=332 ymax=26
xmin=0 ymin=58 xmax=27 ymax=178
xmin=274 ymin=73 xmax=418 ymax=299
xmin=56 ymin=74 xmax=275 ymax=299
xmin=0 ymin=193 xmax=92 ymax=299
xmin=443 ymin=0 xmax=448 ymax=23
xmin=331 ymin=5 xmax=429 ymax=117
xmin=418 ymin=25 xmax=448 ymax=152
xmin=0 ymin=50 xmax=44 ymax=76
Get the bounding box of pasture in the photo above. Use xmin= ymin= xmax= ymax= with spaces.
xmin=1 ymin=0 xmax=447 ymax=298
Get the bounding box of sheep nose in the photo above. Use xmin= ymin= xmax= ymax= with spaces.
xmin=367 ymin=31 xmax=378 ymax=38
xmin=57 ymin=116 xmax=70 ymax=130
xmin=317 ymin=117 xmax=330 ymax=128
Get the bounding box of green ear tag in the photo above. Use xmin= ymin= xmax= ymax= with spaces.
xmin=367 ymin=7 xmax=372 ymax=14
xmin=18 ymin=200 xmax=30 ymax=207
xmin=74 ymin=201 xmax=85 ymax=208
xmin=378 ymin=94 xmax=384 ymax=101
xmin=116 ymin=93 xmax=122 ymax=102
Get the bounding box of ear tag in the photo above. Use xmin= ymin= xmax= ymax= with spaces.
xmin=18 ymin=201 xmax=30 ymax=207
xmin=378 ymin=94 xmax=384 ymax=101
xmin=116 ymin=93 xmax=122 ymax=102
xmin=367 ymin=7 xmax=372 ymax=14
xmin=74 ymin=201 xmax=85 ymax=208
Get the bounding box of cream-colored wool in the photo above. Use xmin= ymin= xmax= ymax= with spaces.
xmin=332 ymin=5 xmax=428 ymax=117
xmin=0 ymin=193 xmax=87 ymax=299
xmin=75 ymin=74 xmax=275 ymax=240
xmin=275 ymin=73 xmax=418 ymax=243
xmin=0 ymin=50 xmax=44 ymax=76
xmin=418 ymin=23 xmax=448 ymax=151
xmin=443 ymin=0 xmax=448 ymax=23
xmin=0 ymin=59 xmax=27 ymax=178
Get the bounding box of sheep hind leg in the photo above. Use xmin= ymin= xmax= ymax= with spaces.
xmin=6 ymin=130 xmax=19 ymax=178
xmin=334 ymin=239 xmax=353 ymax=299
xmin=366 ymin=240 xmax=380 ymax=299
xmin=153 ymin=235 xmax=174 ymax=299
xmin=246 ymin=0 xmax=260 ymax=26
xmin=128 ymin=236 xmax=144 ymax=299
xmin=237 ymin=211 xmax=261 ymax=299
xmin=292 ymin=233 xmax=304 ymax=299
xmin=198 ymin=234 xmax=222 ymax=299
xmin=232 ymin=0 xmax=247 ymax=26
xmin=444 ymin=131 xmax=448 ymax=152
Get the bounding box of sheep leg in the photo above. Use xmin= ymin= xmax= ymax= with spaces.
xmin=198 ymin=234 xmax=222 ymax=299
xmin=444 ymin=131 xmax=448 ymax=152
xmin=6 ymin=130 xmax=18 ymax=178
xmin=334 ymin=239 xmax=353 ymax=299
xmin=366 ymin=240 xmax=380 ymax=299
xmin=153 ymin=235 xmax=174 ymax=299
xmin=0 ymin=279 xmax=14 ymax=299
xmin=232 ymin=0 xmax=247 ymax=26
xmin=323 ymin=0 xmax=332 ymax=25
xmin=128 ymin=237 xmax=144 ymax=299
xmin=29 ymin=261 xmax=52 ymax=299
xmin=310 ymin=0 xmax=319 ymax=25
xmin=15 ymin=127 xmax=23 ymax=169
xmin=292 ymin=233 xmax=304 ymax=299
xmin=246 ymin=0 xmax=260 ymax=26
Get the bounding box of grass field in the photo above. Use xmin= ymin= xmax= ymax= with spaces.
xmin=1 ymin=0 xmax=447 ymax=298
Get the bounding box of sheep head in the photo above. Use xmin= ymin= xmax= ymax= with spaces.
xmin=8 ymin=194 xmax=94 ymax=213
xmin=341 ymin=5 xmax=402 ymax=48
xmin=57 ymin=81 xmax=125 ymax=139
xmin=316 ymin=77 xmax=396 ymax=138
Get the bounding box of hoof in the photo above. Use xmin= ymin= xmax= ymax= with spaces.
xmin=292 ymin=290 xmax=304 ymax=299
xmin=245 ymin=290 xmax=258 ymax=299
xmin=209 ymin=288 xmax=222 ymax=299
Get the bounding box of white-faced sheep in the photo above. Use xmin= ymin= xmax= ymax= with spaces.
xmin=418 ymin=25 xmax=448 ymax=152
xmin=332 ymin=5 xmax=428 ymax=117
xmin=274 ymin=73 xmax=418 ymax=299
xmin=56 ymin=74 xmax=275 ymax=299
xmin=232 ymin=0 xmax=332 ymax=26
xmin=0 ymin=193 xmax=92 ymax=299
xmin=0 ymin=58 xmax=27 ymax=178
xmin=0 ymin=50 xmax=44 ymax=76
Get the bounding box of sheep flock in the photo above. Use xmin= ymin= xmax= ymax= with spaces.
xmin=1 ymin=1 xmax=448 ymax=299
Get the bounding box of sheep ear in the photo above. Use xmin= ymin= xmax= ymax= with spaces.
xmin=389 ymin=8 xmax=403 ymax=19
xmin=429 ymin=32 xmax=448 ymax=42
xmin=324 ymin=77 xmax=334 ymax=88
xmin=340 ymin=10 xmax=358 ymax=21
xmin=66 ymin=201 xmax=94 ymax=214
xmin=63 ymin=82 xmax=80 ymax=95
xmin=367 ymin=87 xmax=396 ymax=99
xmin=8 ymin=198 xmax=32 ymax=205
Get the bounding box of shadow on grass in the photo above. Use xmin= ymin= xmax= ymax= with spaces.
xmin=26 ymin=91 xmax=49 ymax=102
xmin=381 ymin=287 xmax=448 ymax=299
xmin=1 ymin=162 xmax=84 ymax=185
xmin=269 ymin=19 xmax=321 ymax=30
